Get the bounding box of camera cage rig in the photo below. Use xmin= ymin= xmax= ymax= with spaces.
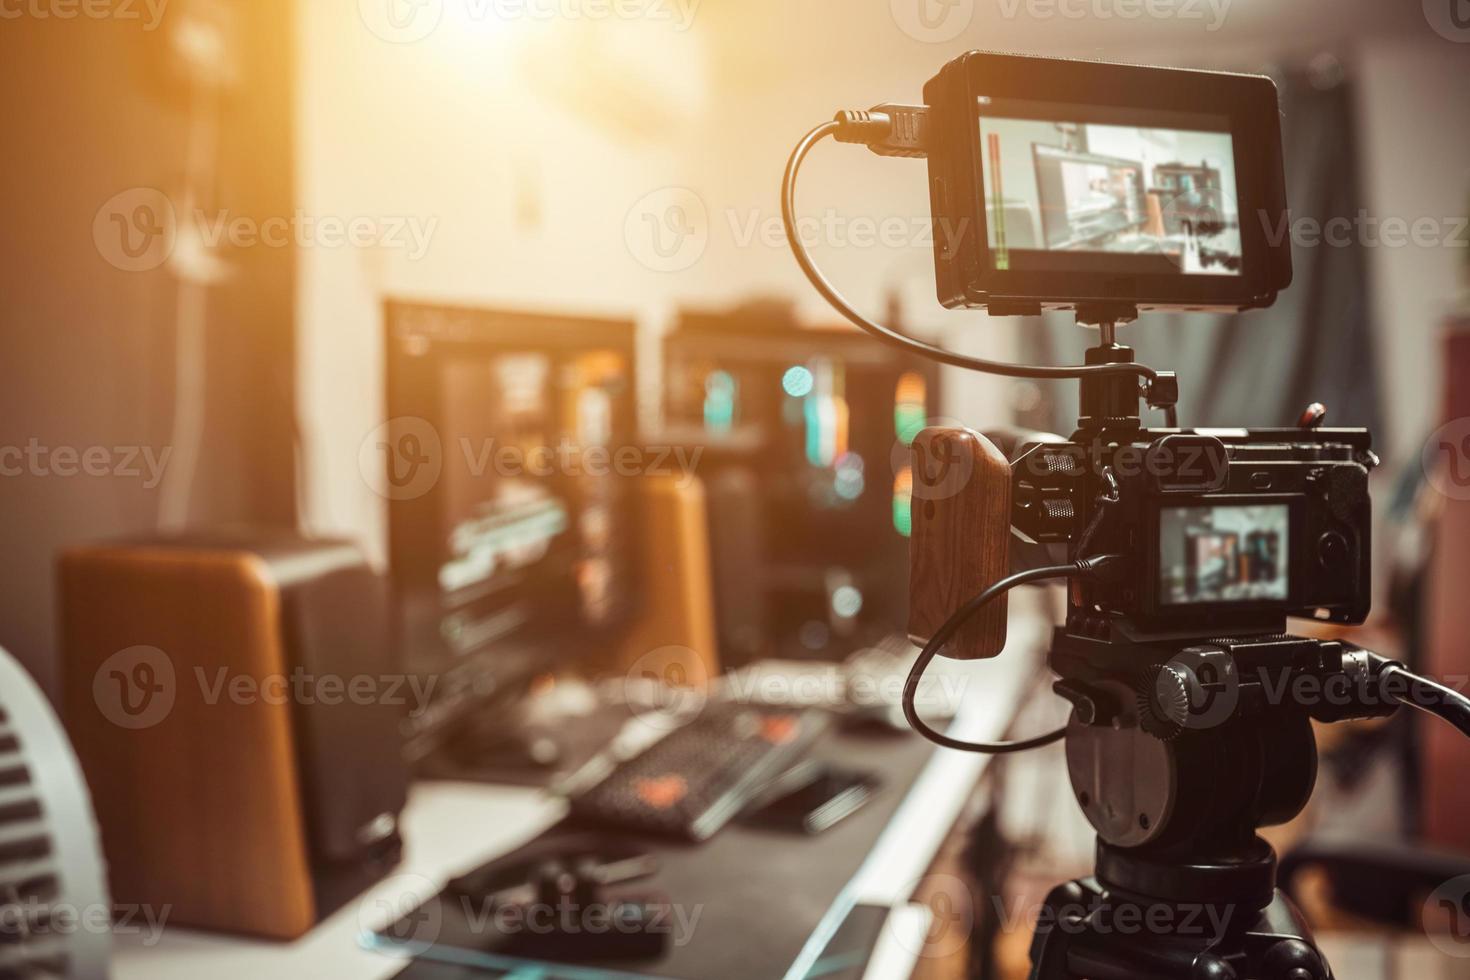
xmin=781 ymin=51 xmax=1470 ymax=980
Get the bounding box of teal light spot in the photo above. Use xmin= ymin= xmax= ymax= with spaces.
xmin=782 ymin=365 xmax=814 ymax=398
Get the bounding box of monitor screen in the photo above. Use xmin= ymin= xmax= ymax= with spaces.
xmin=385 ymin=303 xmax=638 ymax=749
xmin=1159 ymin=503 xmax=1289 ymax=605
xmin=977 ymin=98 xmax=1241 ymax=277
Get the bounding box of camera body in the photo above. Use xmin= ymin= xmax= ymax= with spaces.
xmin=1013 ymin=428 xmax=1373 ymax=642
xmin=908 ymin=424 xmax=1374 ymax=659
xmin=921 ymin=52 xmax=1293 ymax=315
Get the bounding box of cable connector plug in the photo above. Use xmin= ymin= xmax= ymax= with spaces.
xmin=832 ymin=104 xmax=929 ymax=158
xmin=1074 ymin=553 xmax=1128 ymax=585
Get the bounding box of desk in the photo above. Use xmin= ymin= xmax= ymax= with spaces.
xmin=112 ymin=605 xmax=1051 ymax=980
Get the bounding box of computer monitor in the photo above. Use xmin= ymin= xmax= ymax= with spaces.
xmin=1032 ymin=144 xmax=1147 ymax=250
xmin=383 ymin=300 xmax=639 ymax=764
xmin=980 ymin=114 xmax=1242 ymax=275
xmin=662 ymin=306 xmax=941 ymax=665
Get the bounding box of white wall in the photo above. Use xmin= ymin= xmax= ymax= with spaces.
xmin=296 ymin=0 xmax=1466 ymax=565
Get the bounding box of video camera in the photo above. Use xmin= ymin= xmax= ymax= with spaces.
xmin=913 ymin=425 xmax=1376 ymax=659
xmin=782 ymin=50 xmax=1470 ymax=980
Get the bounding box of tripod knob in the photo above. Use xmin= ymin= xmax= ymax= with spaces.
xmin=1297 ymin=402 xmax=1327 ymax=428
xmin=1151 ymin=663 xmax=1193 ymax=729
xmin=1262 ymin=938 xmax=1329 ymax=980
xmin=1135 ymin=662 xmax=1193 ymax=739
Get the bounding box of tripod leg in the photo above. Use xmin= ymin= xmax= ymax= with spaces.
xmin=1027 ymin=879 xmax=1097 ymax=980
xmin=1027 ymin=881 xmax=1334 ymax=980
xmin=1246 ymin=890 xmax=1334 ymax=980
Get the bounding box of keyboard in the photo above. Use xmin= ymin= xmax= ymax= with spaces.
xmin=569 ymin=702 xmax=826 ymax=841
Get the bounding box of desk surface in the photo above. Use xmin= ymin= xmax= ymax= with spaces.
xmin=385 ymin=727 xmax=936 ymax=980
xmin=111 ymin=607 xmax=1051 ymax=980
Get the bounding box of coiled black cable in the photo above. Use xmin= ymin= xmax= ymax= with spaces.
xmin=902 ymin=562 xmax=1103 ymax=754
xmin=781 ymin=120 xmax=1158 ymax=384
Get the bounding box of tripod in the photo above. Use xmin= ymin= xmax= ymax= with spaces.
xmin=1025 ymin=325 xmax=1343 ymax=979
xmin=1031 ymin=635 xmax=1336 ymax=980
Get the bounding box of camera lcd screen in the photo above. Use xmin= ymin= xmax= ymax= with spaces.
xmin=976 ymin=98 xmax=1241 ymax=278
xmin=1159 ymin=504 xmax=1288 ymax=605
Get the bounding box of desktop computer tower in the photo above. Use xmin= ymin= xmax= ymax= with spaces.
xmin=59 ymin=532 xmax=407 ymax=940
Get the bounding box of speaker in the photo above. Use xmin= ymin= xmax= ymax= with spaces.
xmin=0 ymin=647 xmax=110 ymax=979
xmin=59 ymin=531 xmax=408 ymax=940
xmin=615 ymin=473 xmax=720 ymax=681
